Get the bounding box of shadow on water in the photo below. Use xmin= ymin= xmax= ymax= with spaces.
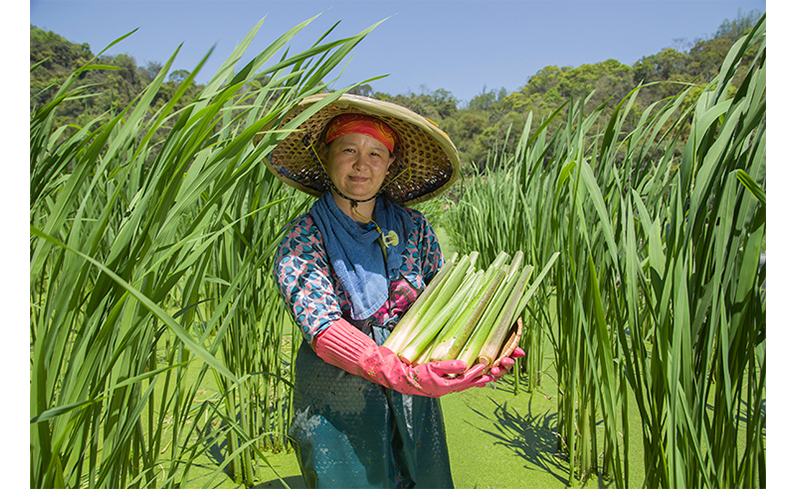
xmin=198 ymin=397 xmax=295 ymax=484
xmin=201 ymin=424 xmax=306 ymax=488
xmin=464 ymin=388 xmax=571 ymax=486
xmin=200 ymin=418 xmax=231 ymax=477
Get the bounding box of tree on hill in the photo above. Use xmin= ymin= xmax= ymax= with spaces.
xmin=30 ymin=25 xmax=204 ymax=128
xmin=457 ymin=8 xmax=763 ymax=169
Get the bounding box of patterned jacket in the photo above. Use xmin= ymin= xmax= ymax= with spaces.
xmin=273 ymin=208 xmax=443 ymax=344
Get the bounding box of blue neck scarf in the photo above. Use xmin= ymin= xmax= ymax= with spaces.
xmin=310 ymin=191 xmax=413 ymax=320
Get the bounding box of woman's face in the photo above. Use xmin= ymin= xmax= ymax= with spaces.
xmin=323 ymin=132 xmax=395 ymax=202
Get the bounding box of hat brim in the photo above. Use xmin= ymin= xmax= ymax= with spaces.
xmin=264 ymin=94 xmax=460 ymax=206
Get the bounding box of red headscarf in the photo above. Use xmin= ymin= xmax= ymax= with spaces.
xmin=324 ymin=113 xmax=397 ymax=153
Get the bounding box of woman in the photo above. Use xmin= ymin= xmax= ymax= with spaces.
xmin=269 ymin=94 xmax=524 ymax=488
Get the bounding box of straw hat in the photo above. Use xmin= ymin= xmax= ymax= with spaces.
xmin=266 ymin=93 xmax=460 ymax=206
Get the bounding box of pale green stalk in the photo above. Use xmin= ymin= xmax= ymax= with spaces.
xmin=398 ymin=261 xmax=479 ymax=364
xmin=382 ymin=253 xmax=458 ymax=352
xmin=429 ymin=266 xmax=506 ymax=361
xmin=509 ymin=252 xmax=560 ymax=327
xmin=488 ymin=250 xmax=511 ymax=269
xmin=403 ymin=251 xmax=477 ymax=328
xmin=478 ymin=264 xmax=533 ymax=366
xmin=415 ymin=269 xmax=485 ymax=363
xmin=455 ymin=264 xmax=521 ymax=368
xmin=507 ymin=250 xmax=525 ymax=275
xmin=414 ymin=251 xmax=512 ymax=364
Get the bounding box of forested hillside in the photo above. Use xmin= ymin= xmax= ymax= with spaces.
xmin=30 ymin=9 xmax=761 ymax=168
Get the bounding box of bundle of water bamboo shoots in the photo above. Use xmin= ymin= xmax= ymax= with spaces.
xmin=383 ymin=250 xmax=559 ymax=371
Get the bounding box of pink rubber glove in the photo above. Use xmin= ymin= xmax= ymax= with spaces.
xmin=487 ymin=347 xmax=525 ymax=381
xmin=314 ymin=319 xmax=492 ymax=398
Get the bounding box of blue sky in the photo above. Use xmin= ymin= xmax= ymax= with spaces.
xmin=30 ymin=0 xmax=766 ymax=103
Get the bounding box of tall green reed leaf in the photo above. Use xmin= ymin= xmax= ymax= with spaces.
xmin=31 ymin=15 xmax=382 ymax=488
xmin=445 ymin=13 xmax=766 ymax=487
